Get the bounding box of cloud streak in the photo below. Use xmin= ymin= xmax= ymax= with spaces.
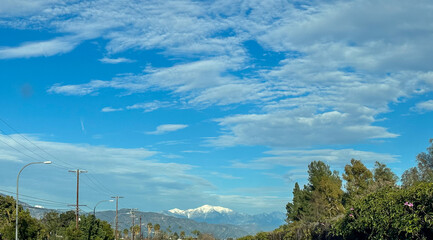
xmin=147 ymin=124 xmax=188 ymax=135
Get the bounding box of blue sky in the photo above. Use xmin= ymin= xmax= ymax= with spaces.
xmin=0 ymin=0 xmax=433 ymax=215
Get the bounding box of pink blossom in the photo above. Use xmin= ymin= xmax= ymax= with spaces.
xmin=349 ymin=214 xmax=354 ymax=217
xmin=350 ymin=208 xmax=354 ymax=211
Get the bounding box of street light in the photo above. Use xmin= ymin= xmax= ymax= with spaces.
xmin=93 ymin=199 xmax=114 ymax=215
xmin=16 ymin=161 xmax=51 ymax=240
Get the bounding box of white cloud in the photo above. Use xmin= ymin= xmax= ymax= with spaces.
xmin=101 ymin=107 xmax=123 ymax=112
xmin=210 ymin=110 xmax=398 ymax=148
xmin=210 ymin=171 xmax=242 ymax=180
xmin=412 ymin=100 xmax=433 ymax=113
xmin=47 ymin=58 xmax=269 ymax=106
xmin=147 ymin=124 xmax=188 ymax=135
xmin=0 ymin=36 xmax=81 ymax=59
xmin=126 ymin=101 xmax=172 ymax=112
xmin=0 ymin=0 xmax=60 ymax=17
xmin=213 ymin=194 xmax=287 ymax=214
xmin=7 ymin=0 xmax=433 ymax=149
xmin=260 ymin=148 xmax=398 ymax=168
xmin=99 ymin=57 xmax=134 ymax=64
xmin=230 ymin=148 xmax=398 ymax=171
xmin=0 ymin=133 xmax=211 ymax=194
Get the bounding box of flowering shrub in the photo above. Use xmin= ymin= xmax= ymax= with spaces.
xmin=332 ymin=183 xmax=433 ymax=239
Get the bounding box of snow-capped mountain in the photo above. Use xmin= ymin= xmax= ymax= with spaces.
xmin=169 ymin=205 xmax=233 ymax=218
xmin=164 ymin=205 xmax=285 ymax=233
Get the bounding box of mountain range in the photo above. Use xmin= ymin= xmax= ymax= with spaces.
xmin=13 ymin=197 xmax=285 ymax=239
xmin=163 ymin=205 xmax=286 ymax=233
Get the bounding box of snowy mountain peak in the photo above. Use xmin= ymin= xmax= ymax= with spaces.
xmin=168 ymin=205 xmax=233 ymax=216
xmin=196 ymin=205 xmax=233 ymax=213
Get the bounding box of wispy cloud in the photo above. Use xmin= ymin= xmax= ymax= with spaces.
xmin=0 ymin=37 xmax=81 ymax=59
xmin=231 ymin=148 xmax=398 ymax=170
xmin=80 ymin=119 xmax=86 ymax=134
xmin=126 ymin=101 xmax=172 ymax=112
xmin=0 ymin=133 xmax=212 ymax=198
xmin=101 ymin=107 xmax=124 ymax=112
xmin=210 ymin=171 xmax=242 ymax=180
xmin=147 ymin=124 xmax=188 ymax=135
xmin=412 ymin=100 xmax=433 ymax=113
xmin=99 ymin=57 xmax=134 ymax=64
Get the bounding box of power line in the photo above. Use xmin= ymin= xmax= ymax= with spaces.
xmin=0 ymin=189 xmax=71 ymax=206
xmin=0 ymin=118 xmax=118 ymax=200
xmin=0 ymin=118 xmax=77 ymax=169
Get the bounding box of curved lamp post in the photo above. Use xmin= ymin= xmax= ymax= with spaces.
xmin=16 ymin=161 xmax=51 ymax=240
xmin=93 ymin=199 xmax=114 ymax=215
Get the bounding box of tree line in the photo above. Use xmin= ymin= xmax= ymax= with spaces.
xmin=239 ymin=139 xmax=433 ymax=240
xmin=0 ymin=197 xmax=214 ymax=240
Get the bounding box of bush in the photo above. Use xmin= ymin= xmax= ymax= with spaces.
xmin=332 ymin=183 xmax=433 ymax=240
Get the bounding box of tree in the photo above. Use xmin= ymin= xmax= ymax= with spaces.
xmin=0 ymin=195 xmax=44 ymax=240
xmin=131 ymin=225 xmax=140 ymax=239
xmin=154 ymin=224 xmax=161 ymax=237
xmin=308 ymin=161 xmax=344 ymax=220
xmin=41 ymin=211 xmax=60 ymax=239
xmin=342 ymin=159 xmax=373 ymax=206
xmin=180 ymin=231 xmax=186 ymax=239
xmin=191 ymin=230 xmax=200 ymax=238
xmin=123 ymin=228 xmax=129 ymax=239
xmin=373 ymin=161 xmax=398 ymax=189
xmin=402 ymin=167 xmax=421 ymax=188
xmin=147 ymin=222 xmax=153 ymax=239
xmin=333 ymin=182 xmax=433 ymax=239
xmin=79 ymin=214 xmax=114 ymax=240
xmin=286 ymin=182 xmax=311 ymax=222
xmin=402 ymin=139 xmax=433 ymax=187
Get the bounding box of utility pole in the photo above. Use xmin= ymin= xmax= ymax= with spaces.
xmin=68 ymin=169 xmax=87 ymax=230
xmin=130 ymin=208 xmax=138 ymax=240
xmin=111 ymin=196 xmax=124 ymax=240
xmin=139 ymin=216 xmax=142 ymax=240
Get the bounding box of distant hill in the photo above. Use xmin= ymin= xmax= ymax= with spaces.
xmin=9 ymin=194 xmax=284 ymax=239
xmin=163 ymin=205 xmax=286 ymax=233
xmin=96 ymin=209 xmax=249 ymax=239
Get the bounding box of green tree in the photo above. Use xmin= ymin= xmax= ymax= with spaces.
xmin=333 ymin=182 xmax=433 ymax=239
xmin=286 ymin=182 xmax=311 ymax=222
xmin=147 ymin=222 xmax=153 ymax=239
xmin=402 ymin=139 xmax=433 ymax=187
xmin=41 ymin=211 xmax=60 ymax=239
xmin=79 ymin=214 xmax=114 ymax=240
xmin=402 ymin=167 xmax=421 ymax=188
xmin=342 ymin=159 xmax=373 ymax=206
xmin=373 ymin=161 xmax=398 ymax=189
xmin=154 ymin=224 xmax=161 ymax=237
xmin=130 ymin=224 xmax=140 ymax=239
xmin=0 ymin=195 xmax=44 ymax=240
xmin=191 ymin=230 xmax=200 ymax=238
xmin=308 ymin=161 xmax=344 ymax=220
xmin=123 ymin=228 xmax=129 ymax=239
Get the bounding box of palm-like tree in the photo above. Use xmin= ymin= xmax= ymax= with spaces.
xmin=154 ymin=224 xmax=161 ymax=237
xmin=147 ymin=222 xmax=153 ymax=239
xmin=123 ymin=228 xmax=129 ymax=239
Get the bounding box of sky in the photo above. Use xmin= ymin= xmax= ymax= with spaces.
xmin=0 ymin=0 xmax=433 ymax=215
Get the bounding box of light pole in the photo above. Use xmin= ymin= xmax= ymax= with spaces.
xmin=93 ymin=199 xmax=114 ymax=215
xmin=16 ymin=161 xmax=52 ymax=240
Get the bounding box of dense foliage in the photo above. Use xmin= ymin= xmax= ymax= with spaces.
xmin=0 ymin=196 xmax=114 ymax=240
xmin=239 ymin=139 xmax=433 ymax=240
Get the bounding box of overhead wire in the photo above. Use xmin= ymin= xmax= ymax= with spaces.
xmin=0 ymin=188 xmax=72 ymax=206
xmin=0 ymin=117 xmax=119 ymax=199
